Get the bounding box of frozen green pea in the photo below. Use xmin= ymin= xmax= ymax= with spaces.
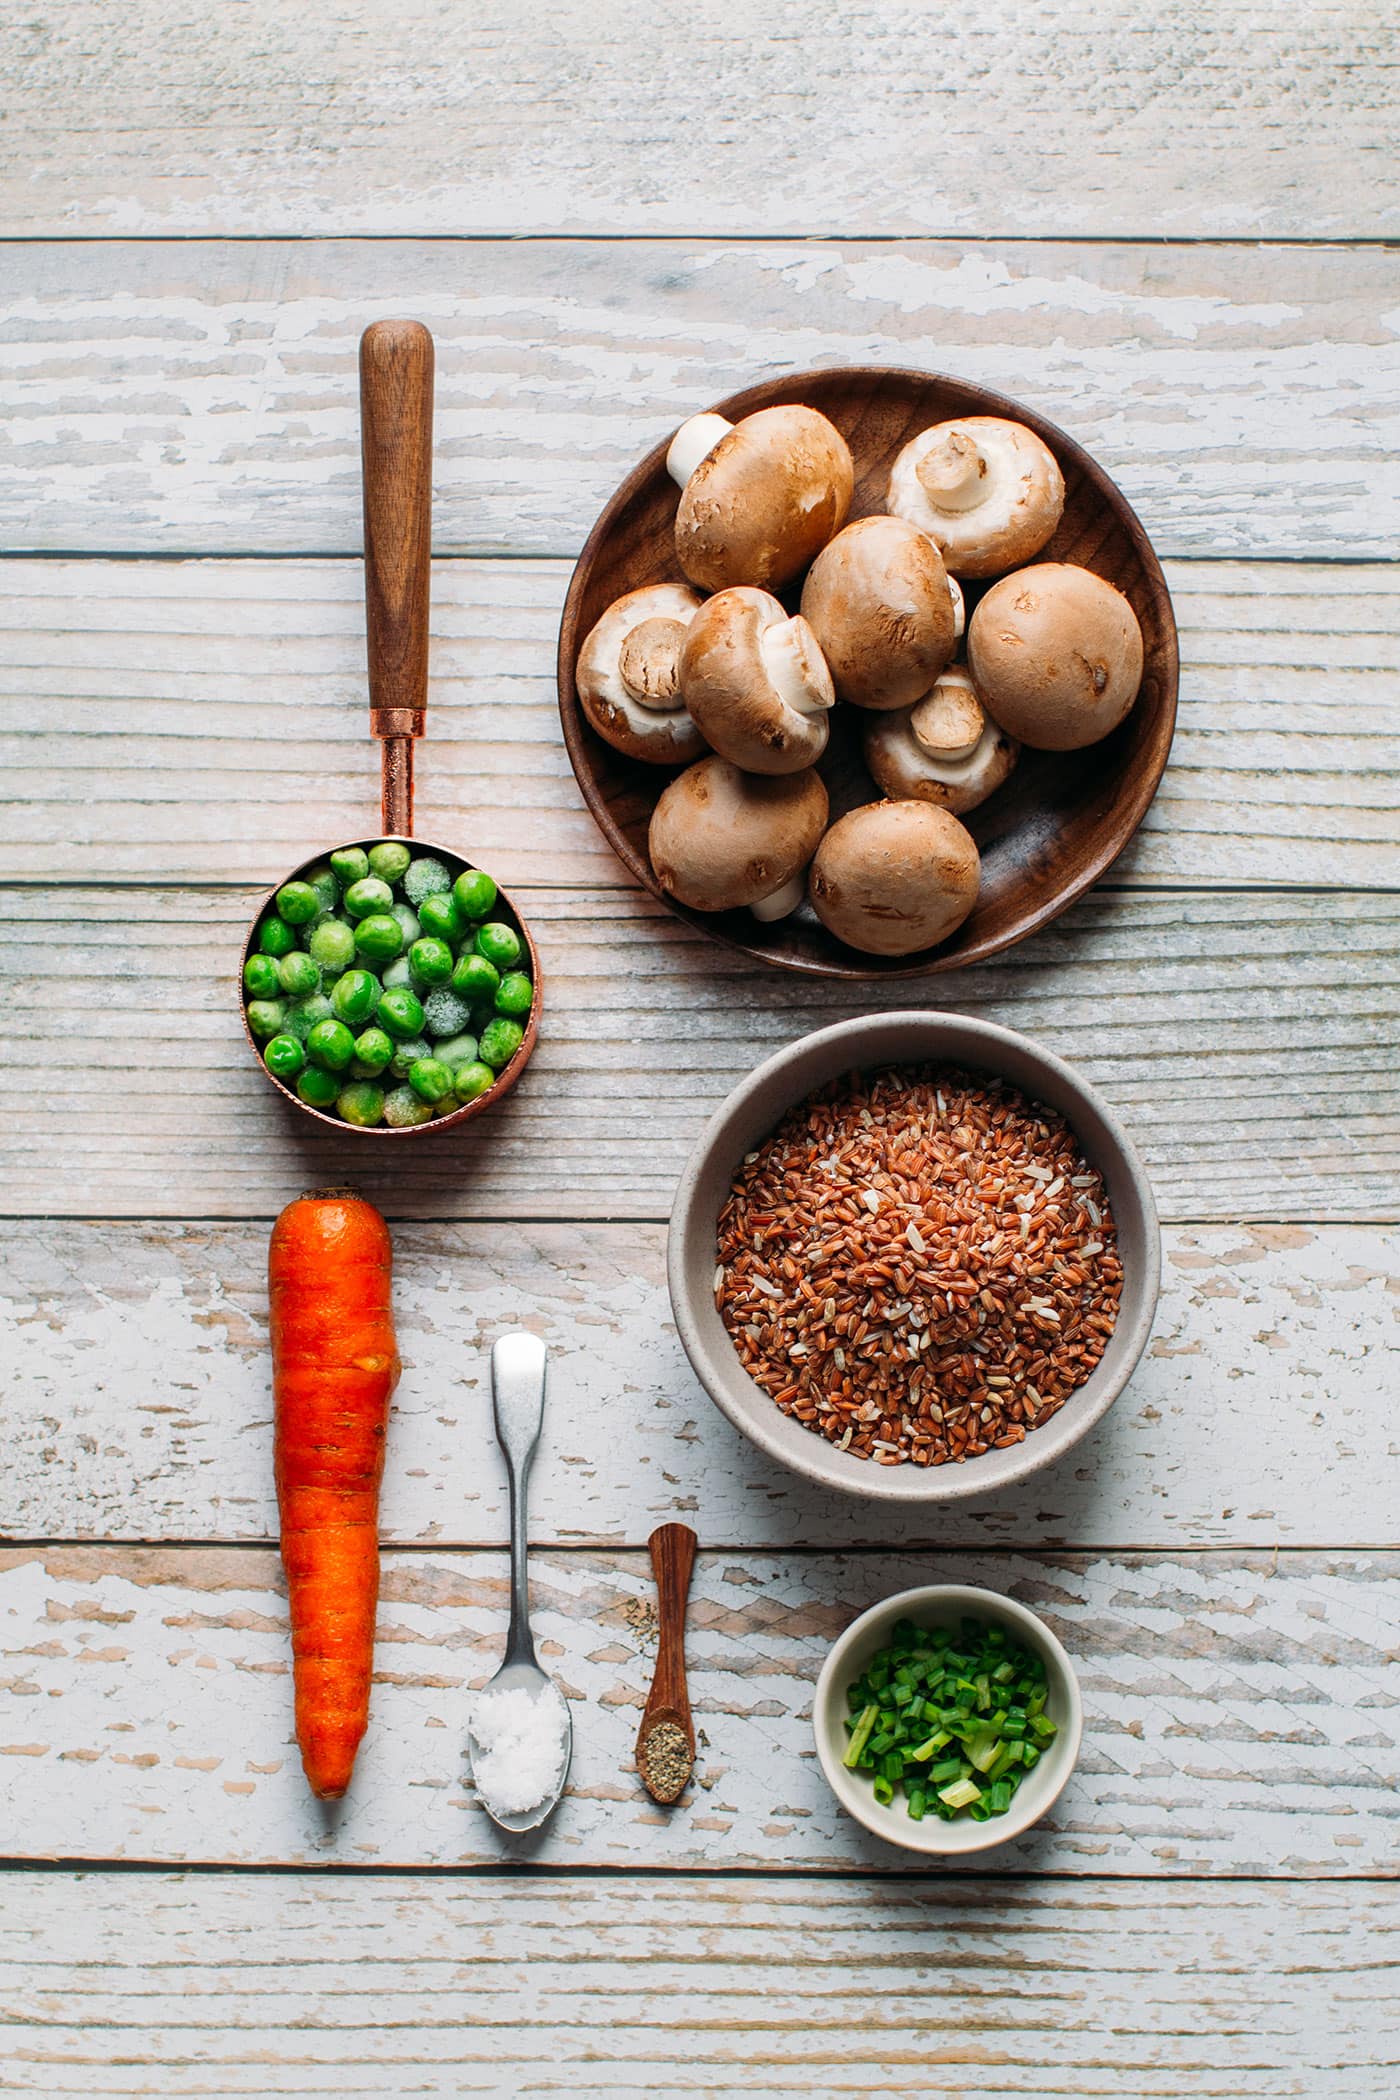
xmin=277 ymin=950 xmax=321 ymax=998
xmin=494 ymin=971 xmax=533 ymax=1018
xmin=408 ymin=1055 xmax=454 ymax=1104
xmin=383 ymin=1084 xmax=434 ymax=1129
xmin=243 ymin=953 xmax=281 ymax=999
xmin=353 ymin=913 xmax=403 ymax=964
xmin=256 ymin=915 xmax=296 ymax=959
xmin=380 ymin=955 xmax=412 ymax=989
xmin=368 ymin=840 xmax=412 ymax=884
xmin=452 ymin=1059 xmax=496 ymax=1104
xmin=330 ymin=845 xmax=370 ymax=888
xmin=432 ymin=1033 xmax=479 ymax=1072
xmin=306 ymin=1017 xmax=356 ymax=1072
xmin=275 ymin=879 xmax=319 ymax=926
xmin=416 ymin=890 xmax=467 ymax=943
xmin=453 ymin=868 xmax=498 ymax=921
xmin=376 ymin=985 xmax=425 ymax=1041
xmin=391 ymin=901 xmax=421 ymax=945
xmin=388 ymin=1034 xmax=431 ymax=1081
xmin=343 ymin=876 xmax=395 ymax=922
xmin=478 ymin=1017 xmax=524 ymax=1070
xmin=350 ymin=1025 xmax=394 ymax=1077
xmin=283 ymin=992 xmax=333 ymax=1043
xmin=302 ymin=863 xmax=340 ymax=913
xmin=246 ymin=998 xmax=287 ymax=1041
xmin=423 ymin=988 xmax=472 ymax=1039
xmin=475 ymin=921 xmax=522 ymax=969
xmin=408 ymin=936 xmax=454 ymax=989
xmin=308 ymin=918 xmax=356 ymax=973
xmin=330 ymin=967 xmax=380 ymax=1027
xmin=450 ymin=951 xmax=500 ymax=1002
xmin=296 ymin=1065 xmax=341 ymax=1110
xmin=337 ymin=1081 xmax=386 ymax=1128
xmin=404 ymin=855 xmax=451 ymax=905
xmin=263 ymin=1033 xmax=305 ymax=1080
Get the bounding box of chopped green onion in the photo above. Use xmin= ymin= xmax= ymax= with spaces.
xmin=839 ymin=1614 xmax=1058 ymax=1823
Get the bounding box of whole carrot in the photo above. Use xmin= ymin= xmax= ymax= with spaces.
xmin=269 ymin=1190 xmax=400 ymax=1799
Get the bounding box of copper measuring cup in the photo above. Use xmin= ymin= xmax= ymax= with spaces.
xmin=239 ymin=318 xmax=542 ymax=1137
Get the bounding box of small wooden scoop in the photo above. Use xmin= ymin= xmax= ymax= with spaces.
xmin=635 ymin=1523 xmax=697 ymax=1804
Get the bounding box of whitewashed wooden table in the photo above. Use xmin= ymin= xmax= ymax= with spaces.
xmin=2 ymin=4 xmax=1398 ymax=2092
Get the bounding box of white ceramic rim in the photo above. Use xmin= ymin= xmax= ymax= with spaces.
xmin=812 ymin=1582 xmax=1084 ymax=1855
xmin=668 ymin=1011 xmax=1161 ymax=1503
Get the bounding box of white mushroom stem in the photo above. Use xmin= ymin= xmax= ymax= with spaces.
xmin=916 ymin=428 xmax=989 ymax=514
xmin=757 ymin=613 xmax=835 ymax=716
xmin=666 ymin=413 xmax=734 ymax=488
xmin=948 ymin=573 xmax=965 ymax=640
xmin=618 ymin=617 xmax=687 ymax=709
xmin=910 ymin=673 xmax=986 ymax=762
xmin=750 ymin=872 xmax=807 ymax=922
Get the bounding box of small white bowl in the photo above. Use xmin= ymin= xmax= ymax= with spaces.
xmin=812 ymin=1583 xmax=1083 ymax=1855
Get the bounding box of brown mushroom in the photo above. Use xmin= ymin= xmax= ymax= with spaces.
xmin=799 ymin=515 xmax=957 ymax=712
xmin=667 ymin=404 xmax=854 ymax=594
xmin=575 ymin=582 xmax=708 ymax=764
xmin=887 ymin=416 xmax=1065 ymax=578
xmin=649 ymin=756 xmax=829 ymax=921
xmin=968 ymin=562 xmax=1144 ymax=750
xmin=808 ymin=801 xmax=980 ymax=956
xmin=679 ymin=587 xmax=834 ymax=775
xmin=864 ymin=665 xmax=1019 ymax=814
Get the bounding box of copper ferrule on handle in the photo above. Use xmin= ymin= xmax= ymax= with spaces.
xmin=361 ymin=318 xmax=435 ymax=838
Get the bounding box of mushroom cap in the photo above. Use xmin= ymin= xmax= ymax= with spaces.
xmin=886 ymin=416 xmax=1065 ymax=579
xmin=864 ymin=666 xmax=1019 ymax=815
xmin=648 ymin=756 xmax=829 ymax=914
xmin=576 ymin=582 xmax=707 ymax=764
xmin=800 ymin=515 xmax=957 ymax=711
xmin=809 ymin=801 xmax=980 ymax=957
xmin=674 ymin=405 xmax=854 ymax=594
xmin=968 ymin=562 xmax=1145 ymax=751
xmin=679 ymin=586 xmax=833 ymax=776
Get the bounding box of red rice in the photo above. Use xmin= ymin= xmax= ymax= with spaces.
xmin=715 ymin=1065 xmax=1123 ymax=1467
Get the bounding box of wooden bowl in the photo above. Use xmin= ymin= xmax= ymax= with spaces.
xmin=557 ymin=367 xmax=1178 ymax=979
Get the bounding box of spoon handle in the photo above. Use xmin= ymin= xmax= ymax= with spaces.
xmin=491 ymin=1332 xmax=548 ymax=1669
xmin=360 ymin=317 xmax=434 ymax=835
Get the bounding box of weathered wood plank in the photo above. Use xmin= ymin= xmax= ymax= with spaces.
xmin=4 ymin=0 xmax=1397 ymax=241
xmin=2 ymin=557 xmax=1396 ymax=889
xmin=0 ymin=1544 xmax=1394 ymax=1875
xmin=1 ymin=1873 xmax=1396 ymax=2098
xmin=1 ymin=885 xmax=1396 ymax=1222
xmin=2 ymin=241 xmax=1397 ymax=558
xmin=3 ymin=1221 xmax=1394 ymax=1552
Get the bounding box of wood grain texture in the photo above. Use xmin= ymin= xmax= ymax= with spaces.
xmin=0 ymin=1543 xmax=1395 ymax=1874
xmin=3 ymin=557 xmax=1396 ymax=890
xmin=2 ymin=1873 xmax=1396 ymax=2097
xmin=4 ymin=0 xmax=1398 ymax=241
xmin=3 ymin=1222 xmax=1394 ymax=1552
xmin=3 ymin=884 xmax=1396 ymax=1222
xmin=2 ymin=241 xmax=1398 ymax=558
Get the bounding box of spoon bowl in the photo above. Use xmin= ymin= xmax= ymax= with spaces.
xmin=467 ymin=1660 xmax=573 ymax=1834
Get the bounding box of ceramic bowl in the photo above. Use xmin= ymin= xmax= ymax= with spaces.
xmin=668 ymin=1011 xmax=1160 ymax=1503
xmin=558 ymin=365 xmax=1178 ymax=980
xmin=812 ymin=1583 xmax=1083 ymax=1854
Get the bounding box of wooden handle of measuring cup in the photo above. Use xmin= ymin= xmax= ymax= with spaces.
xmin=360 ymin=318 xmax=434 ymax=835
